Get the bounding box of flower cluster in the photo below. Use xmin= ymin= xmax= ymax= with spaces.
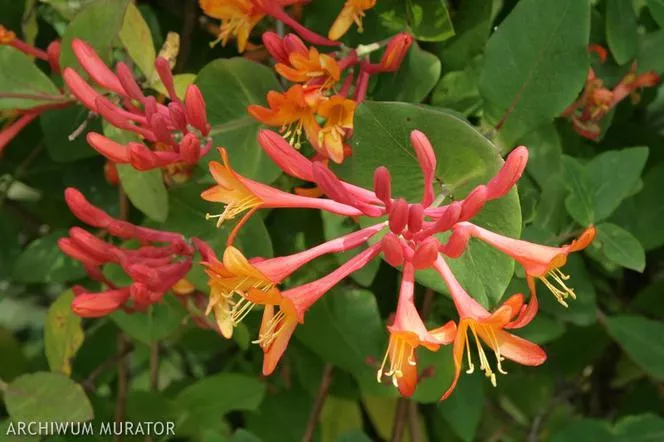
xmin=63 ymin=40 xmax=211 ymax=183
xmin=562 ymin=45 xmax=659 ymax=139
xmin=200 ymin=128 xmax=595 ymax=398
xmin=249 ymin=32 xmax=412 ymax=163
xmin=58 ymin=188 xmax=198 ymax=317
xmin=0 ymin=26 xmax=69 ymax=155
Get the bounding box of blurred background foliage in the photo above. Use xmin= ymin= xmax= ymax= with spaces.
xmin=1 ymin=0 xmax=664 ymax=441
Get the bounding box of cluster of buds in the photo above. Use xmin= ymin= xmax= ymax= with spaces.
xmin=0 ymin=26 xmax=69 ymax=155
xmin=199 ymin=0 xmax=340 ymax=53
xmin=198 ymin=128 xmax=595 ymax=399
xmin=63 ymin=40 xmax=211 ymax=182
xmin=562 ymin=45 xmax=659 ymax=139
xmin=249 ymin=32 xmax=413 ymax=163
xmin=59 ymin=188 xmax=196 ymax=317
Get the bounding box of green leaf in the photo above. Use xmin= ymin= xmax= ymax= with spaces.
xmin=410 ymin=346 xmax=454 ymax=403
xmin=614 ymin=414 xmax=664 ymax=441
xmin=431 ymin=58 xmax=482 ymax=116
xmin=41 ymin=105 xmax=102 ymax=162
xmin=320 ymin=397 xmax=363 ymax=442
xmin=60 ymin=0 xmax=130 ymax=71
xmin=12 ymin=230 xmax=86 ymax=284
xmin=586 ymin=147 xmax=648 ymax=222
xmin=0 ymin=47 xmax=63 ymax=110
xmin=110 ymin=296 xmax=186 ymax=345
xmin=438 ymin=373 xmax=485 ymax=442
xmin=372 ymin=43 xmax=441 ymax=103
xmin=296 ymin=289 xmax=386 ymax=384
xmin=44 ymin=291 xmax=84 ymax=377
xmin=405 ymin=0 xmax=454 ymax=42
xmin=606 ymin=0 xmax=638 ymax=65
xmin=3 ymin=372 xmax=93 ymax=422
xmin=561 ymin=155 xmax=594 ymax=226
xmin=246 ymin=384 xmax=311 ymax=442
xmin=550 ymin=419 xmax=614 ymax=442
xmin=648 ymin=0 xmax=664 ymax=28
xmin=596 ymin=223 xmax=645 ymax=272
xmin=438 ymin=0 xmax=492 ymax=71
xmin=0 ymin=328 xmax=28 ymax=382
xmin=520 ymin=124 xmax=563 ymax=188
xmin=119 ymin=2 xmax=156 ymax=78
xmin=480 ymin=0 xmax=590 ymax=145
xmin=605 ymin=315 xmax=664 ymax=381
xmin=117 ymin=165 xmax=168 ymax=222
xmin=231 ymin=429 xmax=263 ymax=442
xmin=196 ymin=58 xmax=281 ymax=183
xmin=351 ymin=102 xmax=521 ymax=307
xmin=336 ymin=430 xmax=372 ymax=442
xmin=175 ymin=373 xmax=265 ymax=436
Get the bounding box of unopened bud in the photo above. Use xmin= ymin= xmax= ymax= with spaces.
xmin=408 ymin=203 xmax=424 ymax=233
xmin=258 ymin=130 xmax=314 ymax=181
xmin=373 ymin=166 xmax=392 ymax=204
xmin=104 ymin=161 xmax=119 ymax=185
xmin=86 ymin=132 xmax=131 ymax=163
xmin=313 ymin=162 xmax=352 ymax=205
xmin=46 ymin=41 xmax=61 ymax=73
xmin=460 ymin=185 xmax=488 ymax=220
xmin=149 ymin=113 xmax=174 ymax=145
xmin=180 ymin=133 xmax=201 ymax=164
xmin=128 ymin=143 xmax=159 ymax=170
xmin=71 ymin=288 xmax=130 ymax=317
xmin=72 ymin=39 xmax=124 ymax=95
xmin=169 ymin=102 xmax=188 ymax=131
xmin=380 ymin=33 xmax=413 ymax=72
xmin=389 ymin=198 xmax=409 ymax=234
xmin=487 ymin=146 xmax=528 ymax=200
xmin=184 ymin=85 xmax=210 ymax=136
xmin=64 ymin=187 xmax=113 ymax=228
xmin=412 ymin=237 xmax=440 ymax=269
xmin=434 ymin=201 xmax=462 ymax=233
xmin=116 ymin=62 xmax=146 ymax=102
xmin=440 ymin=224 xmax=471 ymax=258
xmin=108 ymin=220 xmax=139 ymax=239
xmin=283 ymin=33 xmax=308 ymax=56
xmin=381 ymin=233 xmax=404 ymax=267
xmin=155 ymin=57 xmax=179 ymax=101
xmin=63 ymin=68 xmax=104 ymax=112
xmin=69 ymin=227 xmax=116 ymax=262
xmin=410 ymin=130 xmax=436 ymax=206
xmin=58 ymin=238 xmax=103 ymax=267
xmin=262 ymin=32 xmax=289 ymax=63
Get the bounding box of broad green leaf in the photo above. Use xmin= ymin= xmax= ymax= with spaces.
xmin=0 ymin=328 xmax=28 ymax=382
xmin=125 ymin=391 xmax=176 ymax=423
xmin=516 ymin=314 xmax=566 ymax=345
xmin=12 ymin=230 xmax=86 ymax=284
xmin=351 ymin=102 xmax=521 ymax=307
xmin=60 ymin=0 xmax=130 ymax=70
xmin=409 ymin=346 xmax=455 ymax=403
xmin=438 ymin=0 xmax=492 ymax=71
xmin=520 ymin=124 xmax=563 ymax=188
xmin=320 ymin=397 xmax=363 ymax=442
xmin=431 ymin=58 xmax=482 ymax=116
xmin=605 ymin=315 xmax=664 ymax=381
xmin=596 ymin=223 xmax=645 ymax=272
xmin=117 ymin=165 xmax=168 ymax=222
xmin=614 ymin=414 xmax=664 ymax=441
xmin=336 ymin=431 xmax=372 ymax=442
xmin=561 ymin=156 xmax=594 ymax=226
xmin=3 ymin=372 xmax=93 ymax=422
xmin=586 ymin=147 xmax=648 ymax=222
xmin=606 ymin=0 xmax=638 ymax=65
xmin=480 ymin=0 xmax=590 ymax=145
xmin=246 ymin=384 xmax=311 ymax=442
xmin=405 ymin=0 xmax=454 ymax=42
xmin=196 ymin=58 xmax=281 ymax=183
xmin=41 ymin=105 xmax=102 ymax=162
xmin=321 ymin=211 xmax=379 ymax=287
xmin=44 ymin=291 xmax=84 ymax=376
xmin=0 ymin=419 xmax=39 ymax=442
xmin=550 ymin=419 xmax=614 ymax=442
xmin=39 ymin=0 xmax=97 ymax=19
xmin=372 ymin=43 xmax=441 ymax=103
xmin=110 ymin=296 xmax=186 ymax=345
xmin=231 ymin=429 xmax=263 ymax=442
xmin=637 ymin=29 xmax=664 ymax=73
xmin=648 ymin=0 xmax=664 ymax=28
xmin=119 ymin=2 xmax=156 ymax=78
xmin=296 ymin=289 xmax=386 ymax=385
xmin=0 ymin=47 xmax=62 ymax=110
xmin=438 ymin=373 xmax=485 ymax=442
xmin=175 ymin=373 xmax=265 ymax=436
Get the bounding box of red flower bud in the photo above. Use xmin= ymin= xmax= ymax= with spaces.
xmin=184 ymin=85 xmax=210 ymax=136
xmin=180 ymin=133 xmax=201 ymax=164
xmin=155 ymin=57 xmax=178 ymax=101
xmin=408 ymin=203 xmax=424 ymax=233
xmin=312 ymin=162 xmax=352 ymax=205
xmin=381 ymin=232 xmax=404 ymax=267
xmin=486 ymin=146 xmax=528 ymax=200
xmin=412 ymin=237 xmax=440 ymax=270
xmin=262 ymin=32 xmax=289 ymax=64
xmin=380 ymin=33 xmax=413 ymax=72
xmin=69 ymin=227 xmax=116 ymax=262
xmin=86 ymin=132 xmax=131 ymax=163
xmin=116 ymin=62 xmax=146 ymax=103
xmin=257 ymin=130 xmax=314 ymax=181
xmin=440 ymin=224 xmax=471 ymax=258
xmin=389 ymin=198 xmax=409 ymax=234
xmin=460 ymin=185 xmax=488 ymax=220
xmin=283 ymin=33 xmax=308 ymax=56
xmin=64 ymin=187 xmax=113 ymax=228
xmin=58 ymin=238 xmax=103 ymax=267
xmin=410 ymin=130 xmax=436 ymax=206
xmin=46 ymin=41 xmax=61 ymax=73
xmin=149 ymin=113 xmax=174 ymax=145
xmin=72 ymin=39 xmax=125 ymax=95
xmin=169 ymin=102 xmax=188 ymax=131
xmin=71 ymin=288 xmax=130 ymax=317
xmin=108 ymin=220 xmax=139 ymax=239
xmin=63 ymin=68 xmax=104 ymax=112
xmin=104 ymin=161 xmax=119 ymax=185
xmin=373 ymin=166 xmax=392 ymax=204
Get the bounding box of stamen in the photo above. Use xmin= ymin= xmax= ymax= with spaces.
xmin=375 ymin=335 xmax=415 ymax=388
xmin=465 ymin=323 xmax=499 ymax=387
xmin=253 ymin=310 xmax=287 ymax=348
xmin=540 ymin=267 xmax=576 ymax=307
xmin=205 ymin=195 xmax=260 ymax=228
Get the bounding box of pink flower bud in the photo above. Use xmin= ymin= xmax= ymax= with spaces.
xmin=69 ymin=227 xmax=116 ymax=262
xmin=58 ymin=238 xmax=103 ymax=267
xmin=71 ymin=288 xmax=130 ymax=317
xmin=116 ymin=62 xmax=146 ymax=103
xmin=129 ymin=282 xmax=152 ymax=310
xmin=180 ymin=133 xmax=201 ymax=164
xmin=381 ymin=232 xmax=404 ymax=267
xmin=108 ymin=220 xmax=139 ymax=239
xmin=149 ymin=113 xmax=174 ymax=144
xmin=262 ymin=32 xmax=289 ymax=63
xmin=155 ymin=57 xmax=178 ymax=101
xmin=313 ymin=162 xmax=352 ymax=205
xmin=64 ymin=187 xmax=113 ymax=228
xmin=46 ymin=41 xmax=61 ymax=73
xmin=95 ymin=96 xmax=133 ymax=131
xmin=460 ymin=185 xmax=488 ymax=220
xmin=86 ymin=132 xmax=131 ymax=163
xmin=283 ymin=33 xmax=308 ymax=56
xmin=63 ymin=68 xmax=104 ymax=112
xmin=408 ymin=203 xmax=424 ymax=233
xmin=373 ymin=166 xmax=392 ymax=204
xmin=71 ymin=39 xmax=125 ymax=96
xmin=258 ymin=130 xmax=314 ymax=181
xmin=169 ymin=102 xmax=188 ymax=131
xmin=128 ymin=143 xmax=159 ymax=170
xmin=440 ymin=224 xmax=471 ymax=258
xmin=192 ymin=237 xmax=218 ymax=263
xmin=380 ymin=33 xmax=413 ymax=72
xmin=412 ymin=237 xmax=440 ymax=270
xmin=487 ymin=146 xmax=528 ymax=200
xmin=410 ymin=130 xmax=436 ymax=206
xmin=389 ymin=198 xmax=409 ymax=234
xmin=184 ymin=85 xmax=210 ymax=136
xmin=126 ymin=263 xmax=160 ymax=288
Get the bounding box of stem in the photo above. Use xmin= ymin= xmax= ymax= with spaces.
xmin=302 ymin=364 xmax=334 ymax=442
xmin=149 ymin=341 xmax=160 ymax=391
xmin=407 ymin=401 xmax=423 ymax=442
xmin=175 ymin=0 xmax=197 ymax=74
xmin=390 ymin=398 xmax=409 ymax=442
xmin=113 ymin=334 xmax=129 ymax=436
xmin=83 ymin=341 xmax=135 ymax=393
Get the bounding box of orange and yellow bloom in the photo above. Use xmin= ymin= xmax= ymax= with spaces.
xmin=314 ymin=96 xmax=356 ymax=163
xmin=276 ymin=47 xmax=341 ymax=90
xmin=199 ymin=0 xmax=266 ymax=52
xmin=329 ymin=0 xmax=377 ymax=40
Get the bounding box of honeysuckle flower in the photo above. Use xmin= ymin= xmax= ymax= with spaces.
xmin=377 ymin=262 xmax=456 ymax=396
xmin=247 ymin=85 xmax=322 ymax=148
xmin=329 ymin=0 xmax=377 ymax=40
xmin=201 ymin=148 xmax=365 ymax=241
xmin=275 ymin=46 xmax=341 ymax=90
xmin=0 ymin=25 xmax=61 ymax=71
xmin=202 ymin=222 xmax=386 ymax=338
xmin=435 ymin=256 xmax=545 ymax=400
xmin=314 ymin=96 xmax=356 ymax=163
